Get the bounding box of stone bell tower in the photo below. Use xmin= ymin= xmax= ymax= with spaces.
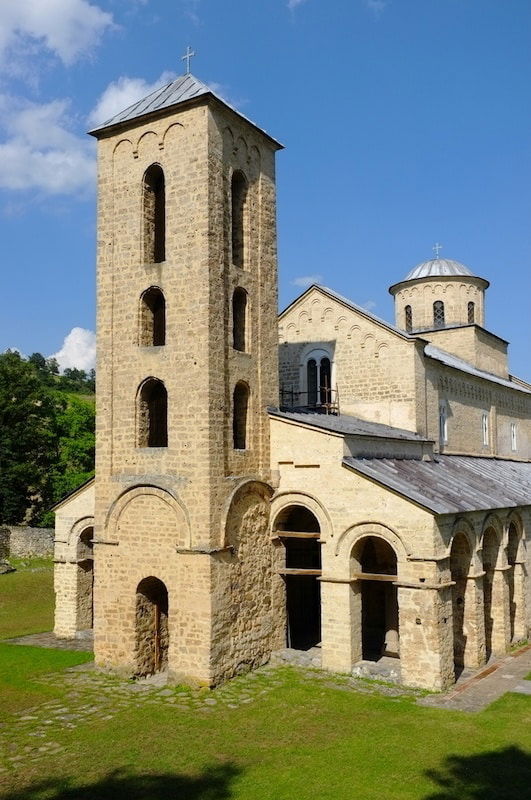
xmin=89 ymin=72 xmax=283 ymax=684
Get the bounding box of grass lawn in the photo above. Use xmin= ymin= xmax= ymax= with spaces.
xmin=0 ymin=558 xmax=55 ymax=639
xmin=0 ymin=561 xmax=530 ymax=799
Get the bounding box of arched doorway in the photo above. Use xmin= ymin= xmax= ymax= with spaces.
xmin=450 ymin=533 xmax=472 ymax=676
xmin=274 ymin=505 xmax=321 ymax=650
xmin=76 ymin=526 xmax=94 ymax=630
xmin=482 ymin=527 xmax=500 ymax=660
xmin=135 ymin=577 xmax=169 ymax=676
xmin=351 ymin=537 xmax=399 ymax=660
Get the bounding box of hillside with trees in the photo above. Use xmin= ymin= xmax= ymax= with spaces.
xmin=0 ymin=351 xmax=95 ymax=526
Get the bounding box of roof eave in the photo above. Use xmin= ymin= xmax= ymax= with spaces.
xmin=389 ymin=274 xmax=490 ymax=296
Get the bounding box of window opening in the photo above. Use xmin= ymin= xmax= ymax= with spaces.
xmin=405 ymin=305 xmax=412 ymax=332
xmin=138 ymin=379 xmax=168 ymax=447
xmin=232 ymin=288 xmax=247 ymax=351
xmin=140 ymin=287 xmax=166 ymax=346
xmin=467 ymin=301 xmax=475 ymax=324
xmin=233 ymin=381 xmax=249 ymax=449
xmin=439 ymin=403 xmax=448 ymax=444
xmin=482 ymin=412 xmax=489 ymax=447
xmin=433 ymin=300 xmax=445 ymax=329
xmin=510 ymin=422 xmax=517 ymax=452
xmin=143 ymin=165 xmax=165 ymax=263
xmin=231 ymin=171 xmax=248 ymax=268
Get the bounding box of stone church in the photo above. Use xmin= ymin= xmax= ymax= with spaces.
xmin=53 ymin=72 xmax=531 ymax=691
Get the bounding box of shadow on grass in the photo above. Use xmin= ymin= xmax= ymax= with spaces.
xmin=424 ymin=746 xmax=531 ymax=799
xmin=0 ymin=764 xmax=240 ymax=800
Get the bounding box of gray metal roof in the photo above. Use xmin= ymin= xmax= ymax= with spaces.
xmin=425 ymin=344 xmax=531 ymax=395
xmin=280 ymin=285 xmax=414 ymax=340
xmin=404 ymin=258 xmax=475 ymax=281
xmin=89 ymin=73 xmax=282 ymax=146
xmin=268 ymin=408 xmax=425 ymax=441
xmin=343 ymin=455 xmax=531 ymax=514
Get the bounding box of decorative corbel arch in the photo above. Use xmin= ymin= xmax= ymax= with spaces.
xmin=334 ymin=521 xmax=409 ymax=563
xmin=67 ymin=516 xmax=95 ymax=552
xmin=105 ymin=484 xmax=191 ymax=548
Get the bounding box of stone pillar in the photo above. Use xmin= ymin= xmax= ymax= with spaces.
xmin=383 ymin=584 xmax=399 ymax=656
xmin=488 ymin=567 xmax=511 ymax=655
xmin=53 ymin=561 xmax=78 ymax=638
xmin=398 ymin=584 xmax=454 ymax=691
xmin=463 ymin=574 xmax=486 ymax=669
xmin=511 ymin=563 xmax=528 ymax=642
xmin=321 ymin=579 xmax=361 ymax=673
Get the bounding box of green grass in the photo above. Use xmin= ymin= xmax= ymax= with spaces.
xmin=0 ymin=557 xmax=55 ymax=639
xmin=0 ymin=560 xmax=530 ymax=799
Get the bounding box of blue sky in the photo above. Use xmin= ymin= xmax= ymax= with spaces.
xmin=0 ymin=0 xmax=529 ymax=378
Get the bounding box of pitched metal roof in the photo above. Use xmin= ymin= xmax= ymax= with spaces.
xmin=268 ymin=408 xmax=425 ymax=441
xmin=89 ymin=72 xmax=282 ymax=146
xmin=425 ymin=344 xmax=531 ymax=394
xmin=343 ymin=455 xmax=531 ymax=514
xmin=405 ymin=258 xmax=475 ymax=281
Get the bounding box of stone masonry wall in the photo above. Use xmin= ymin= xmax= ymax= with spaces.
xmin=0 ymin=526 xmax=54 ymax=558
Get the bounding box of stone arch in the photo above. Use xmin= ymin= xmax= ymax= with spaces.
xmin=335 ymin=521 xmax=410 ymax=565
xmin=162 ymin=122 xmax=183 ymax=148
xmin=221 ymin=479 xmax=273 ymax=549
xmin=112 ymin=138 xmax=134 ymax=160
xmin=136 ymin=130 xmax=160 ymax=156
xmin=506 ymin=512 xmax=526 ymax=643
xmin=68 ymin=515 xmax=95 ymax=551
xmin=376 ymin=341 xmax=390 ymax=359
xmin=235 ymin=135 xmax=249 ymax=163
xmin=448 ymin=517 xmax=478 ymax=563
xmin=347 ymin=324 xmax=361 ymax=340
xmin=136 ymin=377 xmax=168 ymax=447
xmin=139 ymin=286 xmax=166 ymax=346
xmin=480 ymin=513 xmax=504 ymax=553
xmin=450 ymin=531 xmax=474 ymax=673
xmin=270 ymin=491 xmax=333 ymax=543
xmin=106 ymin=485 xmax=191 ymax=548
xmin=69 ymin=517 xmax=95 ymax=632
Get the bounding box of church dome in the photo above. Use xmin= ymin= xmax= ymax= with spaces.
xmin=403 ymin=258 xmax=475 ymax=282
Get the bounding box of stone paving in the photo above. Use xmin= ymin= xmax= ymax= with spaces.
xmin=418 ymin=645 xmax=531 ymax=712
xmin=4 ymin=631 xmax=94 ymax=652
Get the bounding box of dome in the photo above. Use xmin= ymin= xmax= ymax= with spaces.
xmin=403 ymin=258 xmax=475 ymax=282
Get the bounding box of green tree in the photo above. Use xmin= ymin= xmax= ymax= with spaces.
xmin=0 ymin=351 xmax=59 ymax=523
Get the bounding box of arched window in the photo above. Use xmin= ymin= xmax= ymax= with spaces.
xmin=232 ymin=288 xmax=247 ymax=351
xmin=140 ymin=287 xmax=166 ymax=346
xmin=433 ymin=300 xmax=445 ymax=328
xmin=231 ymin=170 xmax=248 ymax=268
xmin=305 ymin=351 xmax=332 ymax=406
xmin=404 ymin=305 xmax=412 ymax=332
xmin=467 ymin=301 xmax=475 ymax=324
xmin=143 ymin=164 xmax=165 ymax=263
xmin=233 ymin=381 xmax=249 ymax=449
xmin=138 ymin=378 xmax=168 ymax=447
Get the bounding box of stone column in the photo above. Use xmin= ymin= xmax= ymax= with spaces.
xmin=488 ymin=567 xmax=511 ymax=655
xmin=398 ymin=584 xmax=454 ymax=691
xmin=511 ymin=562 xmax=528 ymax=642
xmin=462 ymin=574 xmax=486 ymax=669
xmin=321 ymin=579 xmax=361 ymax=673
xmin=53 ymin=561 xmax=78 ymax=638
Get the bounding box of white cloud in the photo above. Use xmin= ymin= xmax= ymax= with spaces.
xmin=288 ymin=0 xmax=309 ymax=9
xmin=362 ymin=300 xmax=377 ymax=311
xmin=88 ymin=71 xmax=176 ymax=128
xmin=51 ymin=327 xmax=96 ymax=372
xmin=291 ymin=274 xmax=323 ymax=288
xmin=0 ymin=96 xmax=95 ymax=196
xmin=365 ymin=0 xmax=388 ymax=17
xmin=0 ymin=0 xmax=114 ymax=67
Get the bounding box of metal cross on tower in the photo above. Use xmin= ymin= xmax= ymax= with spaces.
xmin=181 ymin=46 xmax=196 ymax=74
xmin=433 ymin=242 xmax=443 ymax=259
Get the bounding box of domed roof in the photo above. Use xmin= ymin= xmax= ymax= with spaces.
xmin=404 ymin=258 xmax=475 ymax=282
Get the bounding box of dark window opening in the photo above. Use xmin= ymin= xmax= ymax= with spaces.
xmin=233 ymin=381 xmax=249 ymax=449
xmin=351 ymin=537 xmax=398 ymax=660
xmin=143 ymin=164 xmax=165 ymax=263
xmin=231 ymin=170 xmax=248 ymax=268
xmin=138 ymin=378 xmax=168 ymax=447
xmin=433 ymin=300 xmax=445 ymax=328
xmin=232 ymin=288 xmax=247 ymax=351
xmin=468 ymin=301 xmax=475 ymax=324
xmin=405 ymin=305 xmax=412 ymax=332
xmin=140 ymin=287 xmax=166 ymax=346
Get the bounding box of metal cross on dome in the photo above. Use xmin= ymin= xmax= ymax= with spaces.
xmin=433 ymin=242 xmax=443 ymax=259
xmin=181 ymin=46 xmax=196 ymax=74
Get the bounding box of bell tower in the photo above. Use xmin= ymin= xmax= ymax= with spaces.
xmin=89 ymin=73 xmax=283 ymax=684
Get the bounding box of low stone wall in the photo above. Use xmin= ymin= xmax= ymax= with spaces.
xmin=0 ymin=526 xmax=54 ymax=559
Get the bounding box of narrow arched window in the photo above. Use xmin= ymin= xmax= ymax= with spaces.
xmin=140 ymin=287 xmax=166 ymax=346
xmin=138 ymin=378 xmax=168 ymax=447
xmin=307 ymin=359 xmax=318 ymax=405
xmin=232 ymin=288 xmax=247 ymax=351
xmin=320 ymin=357 xmax=331 ymax=404
xmin=233 ymin=381 xmax=249 ymax=449
xmin=467 ymin=301 xmax=475 ymax=324
xmin=433 ymin=300 xmax=445 ymax=328
xmin=231 ymin=170 xmax=248 ymax=268
xmin=143 ymin=164 xmax=165 ymax=263
xmin=405 ymin=305 xmax=412 ymax=332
